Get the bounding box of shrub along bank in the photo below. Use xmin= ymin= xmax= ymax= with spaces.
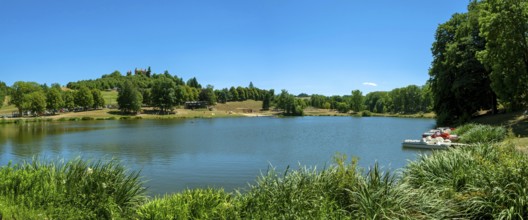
xmin=2 ymin=124 xmax=527 ymax=219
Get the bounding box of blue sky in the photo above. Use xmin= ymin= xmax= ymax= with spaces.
xmin=1 ymin=1 xmax=468 ymax=96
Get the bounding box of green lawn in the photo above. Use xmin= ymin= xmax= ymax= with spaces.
xmin=102 ymin=90 xmax=118 ymax=106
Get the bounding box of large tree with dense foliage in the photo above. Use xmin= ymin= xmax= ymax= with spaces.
xmin=151 ymin=77 xmax=177 ymax=114
xmin=75 ymin=86 xmax=94 ymax=110
xmin=46 ymin=87 xmax=64 ymax=114
xmin=364 ymin=91 xmax=389 ymax=113
xmin=91 ymin=89 xmax=105 ymax=109
xmin=62 ymin=91 xmax=75 ymax=111
xmin=199 ymin=85 xmax=216 ymax=106
xmin=276 ymin=90 xmax=304 ymax=116
xmin=350 ymin=90 xmax=364 ymax=112
xmin=477 ymin=0 xmax=528 ymax=110
xmin=26 ymin=91 xmax=47 ymax=115
xmin=10 ymin=81 xmax=43 ymax=115
xmin=430 ymin=3 xmax=497 ymax=125
xmin=117 ymin=80 xmax=143 ymax=114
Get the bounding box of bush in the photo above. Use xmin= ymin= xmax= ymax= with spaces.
xmin=360 ymin=110 xmax=372 ymax=117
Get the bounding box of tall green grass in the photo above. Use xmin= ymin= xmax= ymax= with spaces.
xmin=403 ymin=142 xmax=528 ymax=219
xmin=453 ymin=123 xmax=508 ymax=144
xmin=137 ymin=156 xmax=437 ymax=219
xmin=137 ymin=188 xmax=237 ymax=220
xmin=0 ymin=158 xmax=146 ymax=219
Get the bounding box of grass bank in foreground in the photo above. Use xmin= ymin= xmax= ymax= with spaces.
xmin=2 ymin=124 xmax=527 ymax=219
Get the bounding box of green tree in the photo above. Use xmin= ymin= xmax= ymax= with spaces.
xmin=262 ymin=92 xmax=272 ymax=110
xmin=0 ymin=81 xmax=7 ymax=108
xmin=216 ymin=88 xmax=229 ymax=104
xmin=117 ymin=80 xmax=143 ymax=114
xmin=186 ymin=77 xmax=202 ymax=89
xmin=26 ymin=91 xmax=47 ymax=116
xmin=350 ymin=90 xmax=364 ymax=112
xmin=92 ymin=89 xmax=105 ymax=109
xmin=151 ymin=77 xmax=177 ymax=114
xmin=141 ymin=89 xmax=152 ymax=106
xmin=365 ymin=91 xmax=389 ymax=113
xmin=336 ymin=102 xmax=350 ymax=113
xmin=174 ymin=86 xmax=188 ymax=105
xmin=75 ymin=86 xmax=94 ymax=110
xmin=237 ymin=86 xmax=247 ymax=101
xmin=62 ymin=91 xmax=75 ymax=111
xmin=199 ymin=85 xmax=216 ymax=106
xmin=10 ymin=81 xmax=42 ymax=115
xmin=229 ymin=87 xmax=239 ymax=101
xmin=430 ymin=4 xmax=496 ymax=125
xmin=46 ymin=87 xmax=64 ymax=114
xmin=402 ymin=85 xmax=422 ymax=114
xmin=478 ymin=0 xmax=528 ymax=110
xmin=277 ymin=90 xmax=304 ymax=116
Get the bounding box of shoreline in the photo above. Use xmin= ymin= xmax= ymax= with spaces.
xmin=0 ymin=108 xmax=435 ymax=124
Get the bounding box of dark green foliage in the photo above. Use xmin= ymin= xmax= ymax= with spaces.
xmin=262 ymin=92 xmax=271 ymax=110
xmin=186 ymin=77 xmax=202 ymax=89
xmin=25 ymin=91 xmax=47 ymax=116
xmin=276 ymin=90 xmax=305 ymax=116
xmin=46 ymin=87 xmax=63 ymax=114
xmin=310 ymin=85 xmax=433 ymax=114
xmin=0 ymin=81 xmax=7 ymax=108
xmin=336 ymin=102 xmax=350 ymax=113
xmin=117 ymin=80 xmax=143 ymax=114
xmin=91 ymin=89 xmax=105 ymax=109
xmin=350 ymin=90 xmax=363 ymax=112
xmin=430 ymin=5 xmax=497 ymax=125
xmin=10 ymin=81 xmax=43 ymax=115
xmin=478 ymin=0 xmax=528 ymax=110
xmin=62 ymin=91 xmax=75 ymax=111
xmin=75 ymin=86 xmax=94 ymax=110
xmin=151 ymin=77 xmax=177 ymax=114
xmin=364 ymin=91 xmax=389 ymax=113
xmin=199 ymin=85 xmax=216 ymax=106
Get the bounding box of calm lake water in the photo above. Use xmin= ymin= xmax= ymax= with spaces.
xmin=0 ymin=117 xmax=435 ymax=195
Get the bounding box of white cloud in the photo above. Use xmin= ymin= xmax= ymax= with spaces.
xmin=362 ymin=82 xmax=378 ymax=87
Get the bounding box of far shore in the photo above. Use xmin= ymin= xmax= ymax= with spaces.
xmin=0 ymin=100 xmax=437 ymax=124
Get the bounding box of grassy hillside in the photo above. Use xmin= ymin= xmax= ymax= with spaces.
xmin=101 ymin=90 xmax=118 ymax=106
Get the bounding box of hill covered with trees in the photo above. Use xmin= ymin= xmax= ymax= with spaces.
xmin=0 ymin=65 xmax=434 ymax=118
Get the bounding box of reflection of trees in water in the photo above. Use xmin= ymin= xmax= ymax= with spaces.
xmin=1 ymin=122 xmax=106 ymax=156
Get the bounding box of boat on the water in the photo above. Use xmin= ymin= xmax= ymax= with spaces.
xmin=422 ymin=127 xmax=459 ymax=141
xmin=402 ymin=137 xmax=452 ymax=150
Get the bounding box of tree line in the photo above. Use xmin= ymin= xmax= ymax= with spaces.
xmin=308 ymin=85 xmax=432 ymax=115
xmin=430 ymin=0 xmax=528 ymax=125
xmin=2 ymin=67 xmax=433 ymax=117
xmin=8 ymin=82 xmax=105 ymax=116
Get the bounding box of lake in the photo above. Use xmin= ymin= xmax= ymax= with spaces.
xmin=0 ymin=116 xmax=435 ymax=195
